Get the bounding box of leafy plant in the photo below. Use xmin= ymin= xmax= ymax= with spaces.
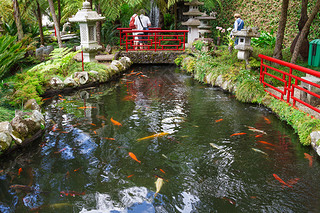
xmin=0 ymin=35 xmax=26 ymax=80
xmin=251 ymin=30 xmax=276 ymax=48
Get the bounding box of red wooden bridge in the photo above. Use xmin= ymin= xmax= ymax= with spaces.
xmin=117 ymin=28 xmax=188 ymax=52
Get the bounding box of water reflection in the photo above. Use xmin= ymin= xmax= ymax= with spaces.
xmin=0 ymin=65 xmax=319 ymax=212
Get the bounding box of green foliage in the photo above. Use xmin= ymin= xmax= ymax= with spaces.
xmin=193 ymin=40 xmax=205 ymax=52
xmin=236 ymin=77 xmax=265 ymax=103
xmin=251 ymin=30 xmax=276 ymax=48
xmin=101 ymin=21 xmax=120 ymax=46
xmin=0 ymin=35 xmax=26 ymax=80
xmin=174 ymin=55 xmax=187 ymax=66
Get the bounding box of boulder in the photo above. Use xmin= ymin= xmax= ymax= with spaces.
xmin=119 ymin=57 xmax=132 ymax=69
xmin=0 ymin=121 xmax=13 ymax=133
xmin=64 ymin=77 xmax=78 ymax=87
xmin=89 ymin=71 xmax=99 ymax=82
xmin=111 ymin=60 xmax=125 ymax=72
xmin=24 ymin=99 xmax=41 ymax=111
xmin=109 ymin=64 xmax=119 ymax=73
xmin=73 ymin=72 xmax=89 ymax=85
xmin=11 ymin=115 xmax=29 ymax=139
xmin=50 ymin=77 xmax=64 ymax=90
xmin=0 ymin=132 xmax=12 ymax=151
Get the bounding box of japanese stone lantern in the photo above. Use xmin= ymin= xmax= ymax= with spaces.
xmin=232 ymin=27 xmax=260 ymax=62
xmin=182 ymin=0 xmax=204 ymax=46
xmin=197 ymin=12 xmax=216 ymax=38
xmin=69 ymin=1 xmax=105 ymax=62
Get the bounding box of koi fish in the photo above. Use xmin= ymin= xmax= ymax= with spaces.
xmin=159 ymin=169 xmax=165 ymax=174
xmin=263 ymin=116 xmax=271 ymax=124
xmin=59 ymin=98 xmax=65 ymax=101
xmin=162 ymin=154 xmax=168 ymax=159
xmin=127 ymin=174 xmax=134 ymax=178
xmin=256 ymin=141 xmax=275 ymax=146
xmin=96 ymin=115 xmax=107 ymax=121
xmin=52 ymin=124 xmax=58 ymax=132
xmin=89 ymin=123 xmax=96 ymax=126
xmin=252 ymin=148 xmax=268 ymax=156
xmin=222 ymin=197 xmax=236 ymax=205
xmin=215 ymin=119 xmax=223 ymax=123
xmin=304 ymin=153 xmax=313 ymax=167
xmin=264 ymin=147 xmax=275 ymax=151
xmin=54 ymin=148 xmax=67 ymax=154
xmin=287 ymin=178 xmax=300 ymax=185
xmin=273 ymin=174 xmax=292 ymax=188
xmin=42 ymin=97 xmax=52 ymax=101
xmin=129 ymin=152 xmax=141 ymax=164
xmin=18 ymin=168 xmax=22 ymax=176
xmin=230 ymin=133 xmax=247 ymax=137
xmin=110 ymin=118 xmax=122 ymax=126
xmin=78 ymin=106 xmax=96 ymax=109
xmin=154 ymin=177 xmax=164 ymax=198
xmin=74 ymin=168 xmax=81 ymax=172
xmin=137 ymin=132 xmax=169 ymax=141
xmin=209 ymin=143 xmax=221 ymax=149
xmin=58 ymin=94 xmax=63 ymax=98
xmin=93 ymin=131 xmax=97 ymax=134
xmin=246 ymin=126 xmax=267 ymax=134
xmin=103 ymin=137 xmax=115 ymax=140
xmin=60 ymin=191 xmax=85 ymax=197
xmin=60 ymin=131 xmax=69 ymax=134
xmin=65 ymin=171 xmax=70 ymax=179
xmin=255 ymin=134 xmax=264 ymax=138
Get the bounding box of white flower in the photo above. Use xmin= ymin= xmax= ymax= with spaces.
xmin=227 ymin=28 xmax=232 ymax=31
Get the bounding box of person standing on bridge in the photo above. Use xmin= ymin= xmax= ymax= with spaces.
xmin=230 ymin=13 xmax=244 ymax=45
xmin=134 ymin=9 xmax=151 ymax=50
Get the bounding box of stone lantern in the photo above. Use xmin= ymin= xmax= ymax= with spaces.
xmin=69 ymin=1 xmax=105 ymax=62
xmin=182 ymin=0 xmax=204 ymax=46
xmin=197 ymin=12 xmax=216 ymax=38
xmin=232 ymin=27 xmax=260 ymax=63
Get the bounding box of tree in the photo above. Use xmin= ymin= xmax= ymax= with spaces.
xmin=273 ymin=0 xmax=289 ymax=60
xmin=291 ymin=0 xmax=320 ymax=64
xmin=12 ymin=0 xmax=24 ymax=40
xmin=48 ymin=0 xmax=63 ymax=48
xmin=35 ymin=0 xmax=45 ymax=45
xmin=290 ymin=0 xmax=309 ymax=62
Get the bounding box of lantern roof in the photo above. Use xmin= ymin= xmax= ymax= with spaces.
xmin=69 ymin=1 xmax=105 ymax=23
xmin=185 ymin=0 xmax=204 ymax=6
xmin=197 ymin=12 xmax=216 ymax=20
xmin=183 ymin=9 xmax=203 ymax=16
xmin=182 ymin=18 xmax=201 ymax=26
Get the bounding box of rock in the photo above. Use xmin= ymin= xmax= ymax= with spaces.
xmin=50 ymin=77 xmax=64 ymax=90
xmin=109 ymin=64 xmax=119 ymax=73
xmin=24 ymin=99 xmax=41 ymax=111
xmin=11 ymin=115 xmax=29 ymax=139
xmin=111 ymin=60 xmax=125 ymax=72
xmin=89 ymin=71 xmax=99 ymax=82
xmin=0 ymin=132 xmax=12 ymax=151
xmin=64 ymin=77 xmax=78 ymax=87
xmin=31 ymin=110 xmax=45 ymax=127
xmin=73 ymin=72 xmax=89 ymax=85
xmin=119 ymin=57 xmax=131 ymax=69
xmin=215 ymin=75 xmax=223 ymax=87
xmin=0 ymin=121 xmax=13 ymax=133
xmin=311 ymin=131 xmax=320 ymax=156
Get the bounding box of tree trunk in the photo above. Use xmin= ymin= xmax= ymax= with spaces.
xmin=57 ymin=0 xmax=61 ymax=31
xmin=12 ymin=0 xmax=24 ymax=41
xmin=273 ymin=0 xmax=290 ymax=60
xmin=291 ymin=0 xmax=320 ymax=64
xmin=88 ymin=0 xmax=93 ymax=9
xmin=96 ymin=3 xmax=103 ymax=46
xmin=290 ymin=0 xmax=309 ymax=61
xmin=36 ymin=0 xmax=45 ymax=45
xmin=48 ymin=0 xmax=63 ymax=48
xmin=174 ymin=2 xmax=177 ymax=30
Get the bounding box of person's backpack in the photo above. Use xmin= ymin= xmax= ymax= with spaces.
xmin=129 ymin=15 xmax=137 ymax=29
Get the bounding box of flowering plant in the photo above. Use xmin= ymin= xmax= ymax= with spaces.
xmin=225 ymin=28 xmax=234 ymax=46
xmin=216 ymin=26 xmax=225 ymax=37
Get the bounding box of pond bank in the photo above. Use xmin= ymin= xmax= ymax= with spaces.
xmin=0 ymin=56 xmax=133 ymax=157
xmin=175 ymin=52 xmax=320 ymax=156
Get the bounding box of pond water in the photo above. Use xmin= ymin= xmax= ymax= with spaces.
xmin=0 ymin=65 xmax=320 ymax=212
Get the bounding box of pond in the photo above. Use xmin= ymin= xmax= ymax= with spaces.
xmin=0 ymin=65 xmax=320 ymax=212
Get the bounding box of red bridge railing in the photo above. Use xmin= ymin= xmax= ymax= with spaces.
xmin=117 ymin=28 xmax=188 ymax=52
xmin=259 ymin=54 xmax=320 ymax=114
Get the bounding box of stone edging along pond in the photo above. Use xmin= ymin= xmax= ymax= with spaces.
xmin=176 ymin=54 xmax=320 ymax=157
xmin=0 ymin=56 xmax=133 ymax=157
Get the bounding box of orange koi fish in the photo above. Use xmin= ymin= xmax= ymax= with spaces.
xmin=54 ymin=148 xmax=67 ymax=154
xmin=287 ymin=178 xmax=300 ymax=186
xmin=256 ymin=141 xmax=275 ymax=146
xmin=58 ymin=94 xmax=63 ymax=98
xmin=52 ymin=124 xmax=58 ymax=132
xmin=60 ymin=107 xmax=64 ymax=110
xmin=103 ymin=137 xmax=115 ymax=140
xmin=89 ymin=123 xmax=96 ymax=126
xmin=255 ymin=134 xmax=264 ymax=138
xmin=59 ymin=98 xmax=65 ymax=101
xmin=60 ymin=191 xmax=85 ymax=197
xmin=137 ymin=132 xmax=169 ymax=141
xmin=127 ymin=174 xmax=134 ymax=178
xmin=18 ymin=168 xmax=22 ymax=176
xmin=111 ymin=118 xmax=122 ymax=126
xmin=304 ymin=153 xmax=313 ymax=167
xmin=41 ymin=97 xmax=52 ymax=101
xmin=129 ymin=152 xmax=141 ymax=164
xmin=78 ymin=106 xmax=96 ymax=109
xmin=60 ymin=131 xmax=69 ymax=134
xmin=230 ymin=133 xmax=247 ymax=137
xmin=273 ymin=174 xmax=292 ymax=188
xmin=93 ymin=131 xmax=97 ymax=134
xmin=215 ymin=119 xmax=223 ymax=123
xmin=74 ymin=168 xmax=81 ymax=172
xmin=264 ymin=147 xmax=275 ymax=151
xmin=263 ymin=116 xmax=271 ymax=124
xmin=159 ymin=169 xmax=165 ymax=174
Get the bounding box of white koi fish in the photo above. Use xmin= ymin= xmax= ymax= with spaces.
xmin=252 ymin=148 xmax=268 ymax=156
xmin=154 ymin=177 xmax=164 ymax=198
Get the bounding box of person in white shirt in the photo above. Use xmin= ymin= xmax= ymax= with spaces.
xmin=134 ymin=9 xmax=151 ymax=49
